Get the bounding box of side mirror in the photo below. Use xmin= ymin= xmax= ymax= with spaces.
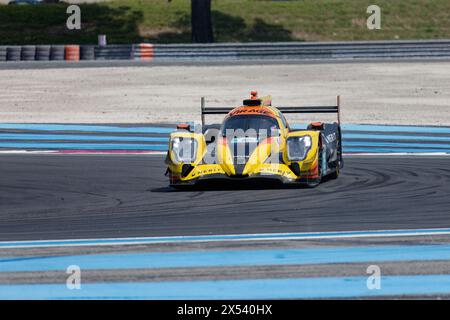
xmin=177 ymin=124 xmax=191 ymax=131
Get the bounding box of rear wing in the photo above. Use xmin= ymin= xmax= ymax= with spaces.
xmin=201 ymin=96 xmax=341 ymax=126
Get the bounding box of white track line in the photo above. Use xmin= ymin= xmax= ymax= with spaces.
xmin=2 ymin=227 xmax=450 ymax=248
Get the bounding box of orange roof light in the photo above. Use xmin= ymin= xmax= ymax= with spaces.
xmin=250 ymin=91 xmax=258 ymax=100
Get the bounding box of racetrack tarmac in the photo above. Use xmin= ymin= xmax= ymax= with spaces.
xmin=0 ymin=155 xmax=449 ymax=241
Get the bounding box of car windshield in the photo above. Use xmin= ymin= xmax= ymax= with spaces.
xmin=221 ymin=115 xmax=280 ymax=138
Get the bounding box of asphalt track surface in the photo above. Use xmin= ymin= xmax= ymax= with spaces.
xmin=1 ymin=154 xmax=449 ymax=241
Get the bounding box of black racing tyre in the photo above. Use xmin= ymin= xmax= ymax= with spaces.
xmin=36 ymin=45 xmax=51 ymax=61
xmin=50 ymin=45 xmax=65 ymax=61
xmin=305 ymin=147 xmax=323 ymax=188
xmin=0 ymin=46 xmax=6 ymax=62
xmin=329 ymin=161 xmax=340 ymax=179
xmin=21 ymin=45 xmax=36 ymax=61
xmin=305 ymin=176 xmax=321 ymax=188
xmin=94 ymin=45 xmax=132 ymax=60
xmin=80 ymin=45 xmax=95 ymax=60
xmin=6 ymin=46 xmax=21 ymax=61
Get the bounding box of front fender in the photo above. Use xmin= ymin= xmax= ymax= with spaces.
xmin=283 ymin=130 xmax=321 ymax=177
xmin=167 ymin=130 xmax=206 ymax=180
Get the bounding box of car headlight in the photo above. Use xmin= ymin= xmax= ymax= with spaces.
xmin=287 ymin=135 xmax=312 ymax=161
xmin=171 ymin=137 xmax=197 ymax=163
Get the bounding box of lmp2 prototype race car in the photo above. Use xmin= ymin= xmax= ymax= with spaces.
xmin=165 ymin=92 xmax=343 ymax=188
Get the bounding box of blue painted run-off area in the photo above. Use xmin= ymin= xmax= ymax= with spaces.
xmin=1 ymin=275 xmax=450 ymax=299
xmin=0 ymin=123 xmax=449 ymax=153
xmin=2 ymin=242 xmax=450 ymax=299
xmin=2 ymin=244 xmax=450 ymax=272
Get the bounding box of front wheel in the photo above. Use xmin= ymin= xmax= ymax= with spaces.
xmin=329 ymin=161 xmax=340 ymax=179
xmin=305 ymin=177 xmax=321 ymax=188
xmin=305 ymin=146 xmax=323 ymax=187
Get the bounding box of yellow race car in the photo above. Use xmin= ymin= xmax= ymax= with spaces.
xmin=165 ymin=92 xmax=343 ymax=188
